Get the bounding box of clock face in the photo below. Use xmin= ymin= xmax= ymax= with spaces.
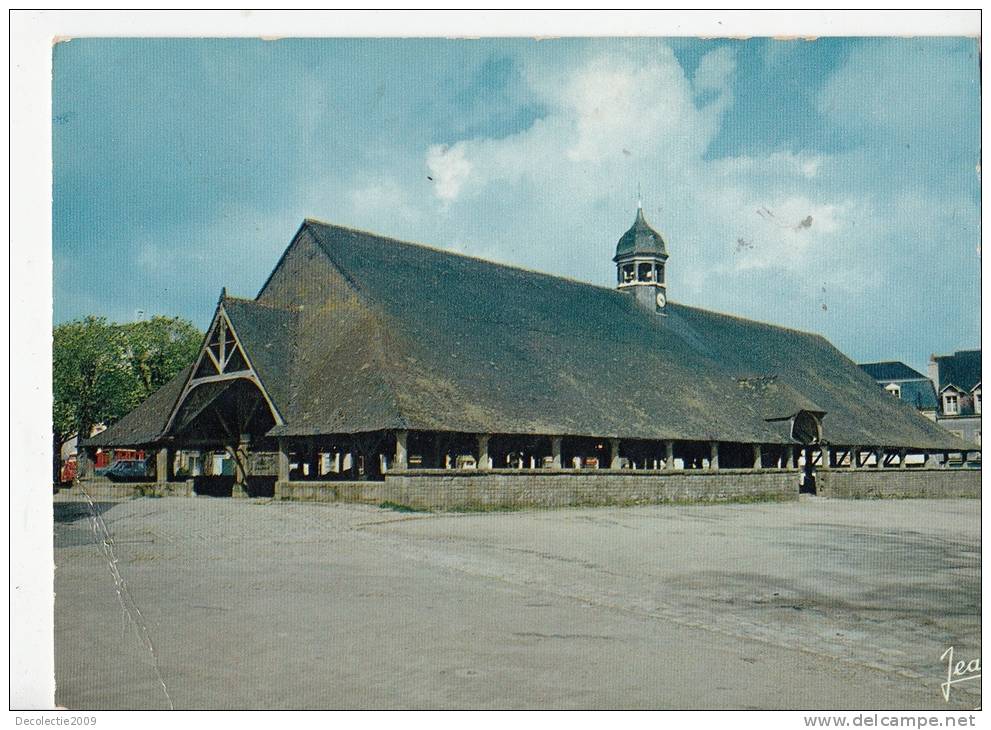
xmin=655 ymin=291 xmax=667 ymax=308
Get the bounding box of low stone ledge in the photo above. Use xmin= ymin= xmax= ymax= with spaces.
xmin=817 ymin=468 xmax=981 ymax=499
xmin=274 ymin=480 xmax=385 ymax=503
xmin=381 ymin=469 xmax=799 ymax=510
xmin=66 ymin=480 xmax=194 ymax=499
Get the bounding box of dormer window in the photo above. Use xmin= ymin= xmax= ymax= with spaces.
xmin=885 ymin=383 xmax=901 ymax=399
xmin=944 ymin=392 xmax=959 ymax=415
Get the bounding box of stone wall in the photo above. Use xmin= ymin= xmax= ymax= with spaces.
xmin=67 ymin=479 xmax=194 ymax=499
xmin=816 ymin=468 xmax=981 ymax=499
xmin=274 ymin=480 xmax=387 ymax=504
xmin=378 ymin=468 xmax=799 ymax=510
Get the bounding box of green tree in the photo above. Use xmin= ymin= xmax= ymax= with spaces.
xmin=52 ymin=315 xmax=202 ymax=447
xmin=121 ymin=316 xmax=202 ymax=401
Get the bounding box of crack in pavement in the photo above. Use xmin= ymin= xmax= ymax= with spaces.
xmin=80 ymin=488 xmax=174 ymax=710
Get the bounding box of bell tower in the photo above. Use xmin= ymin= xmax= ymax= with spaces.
xmin=613 ymin=202 xmax=669 ymax=314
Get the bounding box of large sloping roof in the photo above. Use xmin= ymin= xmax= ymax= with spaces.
xmin=254 ymin=219 xmax=964 ymax=449
xmin=86 ymin=365 xmax=191 ymax=447
xmin=221 ymin=297 xmax=298 ymax=420
xmin=93 ymin=219 xmax=971 ymax=451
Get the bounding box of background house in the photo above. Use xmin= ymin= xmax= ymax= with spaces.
xmin=929 ymin=349 xmax=982 ymax=448
xmin=858 ymin=362 xmax=938 ymax=421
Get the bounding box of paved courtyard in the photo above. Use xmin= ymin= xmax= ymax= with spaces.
xmin=53 ymin=494 xmax=981 ymax=710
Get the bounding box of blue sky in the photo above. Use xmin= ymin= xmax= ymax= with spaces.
xmin=53 ymin=36 xmax=980 ymax=373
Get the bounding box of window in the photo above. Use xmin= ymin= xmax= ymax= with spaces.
xmin=944 ymin=393 xmax=959 ymax=415
xmin=885 ymin=383 xmax=901 ymax=399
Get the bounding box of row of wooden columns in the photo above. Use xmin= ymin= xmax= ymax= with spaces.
xmin=382 ymin=432 xmax=797 ymax=472
xmin=816 ymin=446 xmax=968 ymax=470
xmin=87 ymin=440 xmax=969 ymax=485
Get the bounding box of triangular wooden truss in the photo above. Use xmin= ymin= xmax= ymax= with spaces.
xmin=163 ymin=304 xmax=283 ymax=438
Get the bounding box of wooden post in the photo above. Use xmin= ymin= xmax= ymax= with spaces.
xmin=236 ymin=434 xmax=250 ymax=485
xmin=394 ymin=430 xmax=408 ymax=471
xmin=753 ymin=444 xmax=762 ymax=469
xmin=850 ymin=446 xmax=860 ymax=469
xmin=899 ymin=448 xmax=908 ymax=469
xmin=709 ymin=442 xmax=719 ymax=471
xmin=610 ymin=438 xmax=621 ymax=469
xmin=551 ymin=437 xmax=562 ymax=469
xmin=874 ymin=448 xmax=883 ymax=469
xmin=664 ymin=440 xmax=674 ymax=470
xmin=477 ymin=434 xmax=490 ymax=470
xmin=819 ymin=446 xmax=831 ymax=470
xmin=277 ymin=438 xmax=290 ymax=483
xmin=156 ymin=447 xmax=170 ymax=484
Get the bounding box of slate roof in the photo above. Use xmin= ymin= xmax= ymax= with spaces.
xmin=86 ymin=364 xmax=192 ymax=447
xmin=933 ymin=350 xmax=982 ymax=393
xmin=859 ymin=361 xmax=928 ymax=381
xmin=90 ymin=219 xmax=971 ymax=451
xmin=898 ymin=379 xmax=939 ymax=411
xmin=221 ymin=297 xmax=298 ymax=421
xmin=614 ymin=208 xmax=667 ymax=260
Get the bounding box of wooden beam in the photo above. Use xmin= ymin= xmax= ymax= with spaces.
xmin=551 ymin=437 xmax=563 ymax=469
xmin=277 ymin=438 xmax=290 ymax=482
xmin=477 ymin=434 xmax=490 ymax=471
xmin=394 ymin=430 xmax=408 ymax=471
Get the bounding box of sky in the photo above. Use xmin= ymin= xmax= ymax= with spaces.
xmin=52 ymin=36 xmax=980 ymax=374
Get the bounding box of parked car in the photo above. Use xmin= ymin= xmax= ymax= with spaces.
xmin=105 ymin=459 xmax=151 ymax=482
xmin=59 ymin=455 xmax=77 ymax=485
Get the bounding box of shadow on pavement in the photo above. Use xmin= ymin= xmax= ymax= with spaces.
xmin=53 ymin=501 xmax=118 ymax=524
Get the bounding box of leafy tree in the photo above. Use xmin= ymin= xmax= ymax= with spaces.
xmin=52 ymin=315 xmax=202 ymax=447
xmin=121 ymin=316 xmax=202 ymax=401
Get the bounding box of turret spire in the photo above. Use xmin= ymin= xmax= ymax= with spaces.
xmin=613 ymin=203 xmax=669 ymax=315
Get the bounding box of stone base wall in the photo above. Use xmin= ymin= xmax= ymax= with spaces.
xmin=274 ymin=480 xmax=387 ymax=504
xmin=378 ymin=468 xmax=799 ymax=510
xmin=67 ymin=479 xmax=194 ymax=499
xmin=816 ymin=468 xmax=981 ymax=499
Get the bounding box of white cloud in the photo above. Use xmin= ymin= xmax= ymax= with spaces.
xmin=416 ymin=44 xmax=869 ymax=300
xmin=693 ymin=45 xmax=736 ymax=96
xmin=426 ymin=143 xmax=473 ymax=203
